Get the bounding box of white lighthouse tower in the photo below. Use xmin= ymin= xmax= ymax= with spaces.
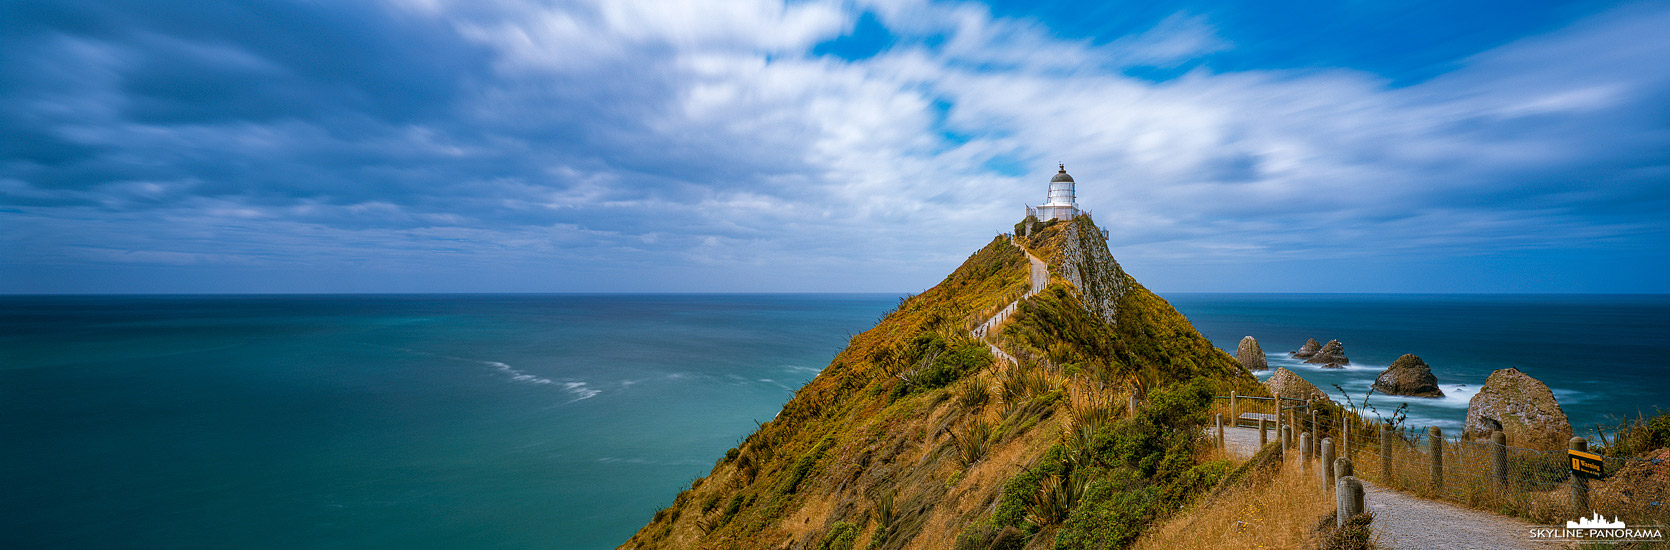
xmin=1028 ymin=164 xmax=1080 ymax=221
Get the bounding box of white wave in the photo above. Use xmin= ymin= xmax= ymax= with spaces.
xmin=483 ymin=360 xmax=555 ymax=385
xmin=1430 ymin=383 xmax=1478 ymax=408
xmin=1552 ymin=388 xmax=1587 ymax=405
xmin=1266 ymin=353 xmax=1376 ymax=372
xmin=783 ymin=365 xmax=823 ymax=374
xmin=562 ymin=381 xmax=600 ymax=402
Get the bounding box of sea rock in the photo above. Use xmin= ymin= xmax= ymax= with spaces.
xmin=1291 ymin=338 xmax=1321 ymax=358
xmin=1463 ymin=367 xmax=1572 ymax=450
xmin=1303 ymin=339 xmax=1349 ymax=368
xmin=1370 ymin=354 xmax=1444 ymax=398
xmin=1263 ymin=367 xmax=1331 ymax=403
xmin=1236 ymin=336 xmax=1268 ymax=371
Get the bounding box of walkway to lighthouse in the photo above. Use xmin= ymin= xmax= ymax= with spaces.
xmin=970 ymin=236 xmax=1048 ymax=365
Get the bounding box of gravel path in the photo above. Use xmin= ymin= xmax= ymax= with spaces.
xmin=1213 ymin=427 xmax=1568 ymax=550
xmin=1219 ymin=424 xmax=1267 ymax=458
xmin=1363 ymin=482 xmax=1568 ymax=550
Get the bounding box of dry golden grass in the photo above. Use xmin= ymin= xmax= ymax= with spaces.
xmin=903 ymin=420 xmax=1060 ymax=550
xmin=1133 ymin=457 xmax=1342 ymax=550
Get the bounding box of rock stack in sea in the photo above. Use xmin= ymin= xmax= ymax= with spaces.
xmin=1236 ymin=336 xmax=1267 ymax=371
xmin=1371 ymin=354 xmax=1444 ymax=397
xmin=1263 ymin=367 xmax=1331 ymax=403
xmin=1303 ymin=339 xmax=1349 ymax=368
xmin=1291 ymin=338 xmax=1321 ymax=358
xmin=1463 ymin=367 xmax=1572 ymax=450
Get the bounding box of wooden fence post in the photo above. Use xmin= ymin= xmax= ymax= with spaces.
xmin=1259 ymin=417 xmax=1269 ymax=447
xmin=1336 ymin=457 xmax=1353 ymax=480
xmin=1230 ymin=391 xmax=1238 ymax=421
xmin=1215 ymin=413 xmax=1225 ymax=450
xmin=1310 ymin=410 xmax=1320 ymax=457
xmin=1322 ymin=437 xmax=1336 ymax=484
xmin=1570 ymin=437 xmax=1589 ymax=513
xmin=1288 ymin=407 xmax=1296 ymax=439
xmin=1342 ymin=414 xmax=1351 ymax=462
xmin=1336 ymin=476 xmax=1365 ymax=528
xmin=1380 ymin=425 xmax=1392 ymax=484
xmin=1275 ymin=399 xmax=1283 ymax=439
xmin=1428 ymin=426 xmax=1443 ymax=491
xmin=1300 ymin=432 xmax=1312 ymax=475
xmin=1491 ymin=431 xmax=1508 ymax=493
xmin=1282 ymin=425 xmax=1292 ymax=453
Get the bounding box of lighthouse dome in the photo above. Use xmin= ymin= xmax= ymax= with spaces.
xmin=1051 ymin=166 xmax=1074 ymax=183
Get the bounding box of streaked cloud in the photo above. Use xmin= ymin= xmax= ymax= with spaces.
xmin=1 ymin=0 xmax=1665 ymax=293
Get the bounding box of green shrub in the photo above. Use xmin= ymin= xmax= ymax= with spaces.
xmin=719 ymin=494 xmax=746 ymax=525
xmin=818 ymin=521 xmax=860 ymax=550
xmin=993 ymin=447 xmax=1068 ymax=527
xmin=895 ymin=337 xmax=993 ymax=399
xmin=1161 ymin=459 xmax=1231 ymax=508
xmin=1053 ymin=479 xmax=1157 ymax=550
xmin=1603 ymin=411 xmax=1670 ymax=457
xmin=781 ymin=436 xmax=837 ymax=495
xmin=954 ymin=522 xmax=1000 ymax=550
xmin=1024 ymin=471 xmax=1086 ymax=527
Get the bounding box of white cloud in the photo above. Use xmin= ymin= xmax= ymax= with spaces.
xmin=6 ymin=0 xmax=1668 ymax=292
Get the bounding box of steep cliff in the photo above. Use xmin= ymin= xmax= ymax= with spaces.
xmin=622 ymin=217 xmax=1264 ymax=550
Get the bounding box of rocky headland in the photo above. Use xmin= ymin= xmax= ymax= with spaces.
xmin=623 ymin=216 xmax=1266 ymax=550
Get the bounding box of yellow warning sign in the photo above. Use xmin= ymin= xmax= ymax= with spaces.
xmin=1568 ymin=449 xmax=1603 ymax=478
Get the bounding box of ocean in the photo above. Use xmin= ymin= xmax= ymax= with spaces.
xmin=1167 ymin=294 xmax=1670 ymax=435
xmin=2 ymin=293 xmax=1665 ymax=549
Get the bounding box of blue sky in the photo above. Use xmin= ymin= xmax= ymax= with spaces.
xmin=2 ymin=0 xmax=1666 ymax=293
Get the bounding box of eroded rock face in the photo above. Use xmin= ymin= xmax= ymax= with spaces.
xmin=1263 ymin=367 xmax=1331 ymax=403
xmin=1291 ymin=338 xmax=1321 ymax=358
xmin=1055 ymin=220 xmax=1130 ymax=326
xmin=1371 ymin=354 xmax=1444 ymax=398
xmin=1236 ymin=336 xmax=1267 ymax=371
xmin=1464 ymin=367 xmax=1572 ymax=450
xmin=1304 ymin=339 xmax=1349 ymax=368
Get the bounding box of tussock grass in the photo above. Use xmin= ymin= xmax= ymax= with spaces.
xmin=1023 ymin=471 xmax=1087 ymax=527
xmin=996 ymin=364 xmax=1056 ymax=409
xmin=951 ymin=419 xmax=993 ymax=468
xmin=954 ymin=378 xmax=989 ymax=410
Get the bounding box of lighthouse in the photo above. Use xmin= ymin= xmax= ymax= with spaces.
xmin=1028 ymin=164 xmax=1080 ymax=221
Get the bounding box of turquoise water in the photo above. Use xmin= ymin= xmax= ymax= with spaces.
xmin=0 ymin=294 xmax=896 ymax=550
xmin=3 ymin=293 xmax=1665 ymax=549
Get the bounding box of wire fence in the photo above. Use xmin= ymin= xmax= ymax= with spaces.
xmin=1211 ymin=396 xmax=1670 ymax=527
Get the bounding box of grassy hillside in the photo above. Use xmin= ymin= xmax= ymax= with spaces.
xmin=621 ymin=220 xmax=1266 ymax=550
